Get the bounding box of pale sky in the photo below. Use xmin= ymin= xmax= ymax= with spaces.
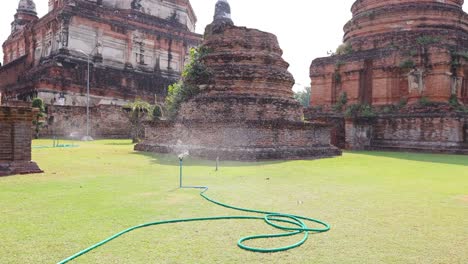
xmin=1 ymin=1 xmax=467 ymax=91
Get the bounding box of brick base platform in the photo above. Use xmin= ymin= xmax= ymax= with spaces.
xmin=0 ymin=161 xmax=43 ymax=177
xmin=0 ymin=105 xmax=43 ymax=176
xmin=135 ymin=120 xmax=342 ymax=161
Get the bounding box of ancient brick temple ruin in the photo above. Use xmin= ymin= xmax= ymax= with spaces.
xmin=136 ymin=0 xmax=341 ymax=160
xmin=309 ymin=0 xmax=468 ymax=153
xmin=0 ymin=102 xmax=42 ymax=176
xmin=0 ymin=0 xmax=202 ymax=138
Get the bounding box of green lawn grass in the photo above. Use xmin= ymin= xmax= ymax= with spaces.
xmin=1 ymin=139 xmax=467 ymax=264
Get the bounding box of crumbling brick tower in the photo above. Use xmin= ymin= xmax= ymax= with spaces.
xmin=0 ymin=0 xmax=202 ymax=138
xmin=310 ymin=0 xmax=468 ymax=108
xmin=136 ymin=0 xmax=341 ymax=160
xmin=308 ymin=0 xmax=468 ymax=153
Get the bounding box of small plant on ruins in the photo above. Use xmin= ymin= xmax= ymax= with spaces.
xmin=344 ymin=103 xmax=376 ymax=118
xmin=448 ymin=95 xmax=468 ymax=112
xmin=165 ymin=47 xmax=213 ymax=119
xmin=124 ymin=100 xmax=152 ymax=143
xmin=399 ymin=59 xmax=416 ymax=69
xmin=396 ymin=98 xmax=408 ymax=110
xmin=388 ymin=42 xmax=399 ymax=50
xmin=335 ymin=60 xmax=345 ymax=68
xmin=335 ymin=43 xmax=354 ymax=56
xmin=455 ymin=51 xmax=468 ymax=60
xmin=152 ymin=105 xmax=163 ymax=121
xmin=449 ymin=94 xmax=459 ymax=107
xmin=418 ymin=96 xmax=431 ymax=107
xmin=294 ymin=86 xmax=311 ymax=108
xmin=382 ymin=105 xmax=394 ymax=114
xmin=416 ymin=36 xmax=441 ymax=46
xmin=32 ymin=98 xmax=46 ymax=139
xmin=333 ymin=71 xmax=342 ymax=84
xmin=332 ymin=92 xmax=348 ymax=112
xmin=360 ymin=104 xmax=376 ymax=117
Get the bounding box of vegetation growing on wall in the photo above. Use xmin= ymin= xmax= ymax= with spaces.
xmin=335 ymin=43 xmax=354 ymax=56
xmin=332 ymin=92 xmax=348 ymax=112
xmin=416 ymin=36 xmax=441 ymax=46
xmin=344 ymin=103 xmax=376 ymax=118
xmin=399 ymin=59 xmax=416 ymax=69
xmin=165 ymin=47 xmax=213 ymax=119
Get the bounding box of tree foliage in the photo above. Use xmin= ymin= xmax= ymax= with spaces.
xmin=165 ymin=47 xmax=212 ymax=119
xmin=31 ymin=98 xmax=46 ymax=139
xmin=294 ymin=87 xmax=311 ymax=107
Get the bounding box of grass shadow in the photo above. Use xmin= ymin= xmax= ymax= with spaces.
xmin=131 ymin=151 xmax=287 ymax=167
xmin=350 ymin=150 xmax=468 ymax=166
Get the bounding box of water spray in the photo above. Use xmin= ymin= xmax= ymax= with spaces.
xmin=57 ymin=155 xmax=331 ymax=264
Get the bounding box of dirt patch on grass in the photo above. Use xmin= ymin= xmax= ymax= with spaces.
xmin=457 ymin=195 xmax=468 ymax=203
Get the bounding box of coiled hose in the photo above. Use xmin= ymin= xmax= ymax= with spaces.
xmin=57 ymin=186 xmax=330 ymax=263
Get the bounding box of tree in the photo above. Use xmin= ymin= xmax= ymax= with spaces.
xmin=124 ymin=100 xmax=152 ymax=143
xmin=165 ymin=46 xmax=213 ymax=119
xmin=31 ymin=98 xmax=46 ymax=139
xmin=294 ymin=86 xmax=311 ymax=108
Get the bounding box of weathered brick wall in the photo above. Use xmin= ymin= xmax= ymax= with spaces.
xmin=305 ymin=110 xmax=345 ymax=149
xmin=143 ymin=121 xmax=333 ymax=148
xmin=345 ymin=118 xmax=373 ymax=150
xmin=0 ymin=107 xmax=33 ymax=161
xmin=40 ymin=105 xmax=131 ymax=139
xmin=343 ymin=114 xmax=468 ymax=153
xmin=373 ymin=115 xmax=464 ymax=146
xmin=137 ymin=120 xmax=340 ymax=160
xmin=0 ymin=106 xmax=42 ymax=176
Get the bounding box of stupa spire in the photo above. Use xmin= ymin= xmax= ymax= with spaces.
xmin=214 ymin=0 xmax=233 ymax=24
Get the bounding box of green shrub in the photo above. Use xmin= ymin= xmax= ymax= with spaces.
xmin=416 ymin=36 xmax=441 ymax=46
xmin=397 ymin=98 xmax=408 ymax=109
xmin=335 ymin=43 xmax=353 ymax=55
xmin=332 ymin=92 xmax=348 ymax=112
xmin=344 ymin=103 xmax=376 ymax=118
xmin=165 ymin=47 xmax=213 ymax=119
xmin=399 ymin=59 xmax=415 ymax=69
xmin=449 ymin=94 xmax=459 ymax=108
xmin=333 ymin=72 xmax=342 ymax=84
xmin=418 ymin=96 xmax=431 ymax=106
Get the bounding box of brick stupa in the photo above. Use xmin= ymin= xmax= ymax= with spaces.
xmin=136 ymin=0 xmax=341 ymax=160
xmin=310 ymin=0 xmax=468 ymax=107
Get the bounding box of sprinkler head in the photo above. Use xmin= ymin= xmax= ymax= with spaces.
xmin=178 ymin=151 xmax=189 ymax=161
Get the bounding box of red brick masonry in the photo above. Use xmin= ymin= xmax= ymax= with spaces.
xmin=0 ymin=106 xmax=42 ymax=176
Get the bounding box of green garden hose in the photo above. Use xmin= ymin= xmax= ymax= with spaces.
xmin=57 ymin=186 xmax=330 ymax=263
